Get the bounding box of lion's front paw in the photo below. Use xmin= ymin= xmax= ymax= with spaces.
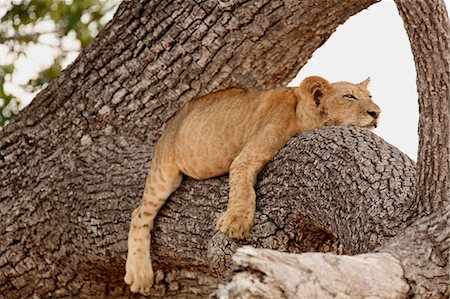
xmin=124 ymin=254 xmax=154 ymax=295
xmin=216 ymin=209 xmax=254 ymax=239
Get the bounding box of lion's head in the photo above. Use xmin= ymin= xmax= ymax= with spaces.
xmin=299 ymin=76 xmax=381 ymax=130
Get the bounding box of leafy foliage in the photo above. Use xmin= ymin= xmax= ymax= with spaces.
xmin=0 ymin=64 xmax=19 ymax=127
xmin=0 ymin=0 xmax=119 ymax=127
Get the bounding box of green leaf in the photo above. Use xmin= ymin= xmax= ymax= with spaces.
xmin=1 ymin=64 xmax=15 ymax=74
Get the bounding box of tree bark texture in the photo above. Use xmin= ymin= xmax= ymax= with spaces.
xmin=1 ymin=0 xmax=446 ymax=297
xmin=395 ymin=0 xmax=450 ymax=215
xmin=379 ymin=202 xmax=449 ymax=298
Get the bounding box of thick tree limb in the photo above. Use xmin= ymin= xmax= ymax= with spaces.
xmin=0 ymin=125 xmax=416 ymax=298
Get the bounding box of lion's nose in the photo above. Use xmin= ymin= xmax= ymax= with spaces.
xmin=367 ymin=111 xmax=380 ymax=119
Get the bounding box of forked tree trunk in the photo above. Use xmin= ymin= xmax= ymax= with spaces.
xmin=0 ymin=0 xmax=448 ymax=298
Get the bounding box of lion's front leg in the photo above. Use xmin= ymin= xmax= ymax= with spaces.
xmin=216 ymin=124 xmax=289 ymax=239
xmin=216 ymin=160 xmax=257 ymax=239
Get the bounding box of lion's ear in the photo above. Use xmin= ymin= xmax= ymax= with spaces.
xmin=299 ymin=76 xmax=332 ymax=106
xmin=359 ymin=77 xmax=371 ymax=88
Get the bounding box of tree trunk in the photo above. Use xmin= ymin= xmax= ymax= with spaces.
xmin=0 ymin=0 xmax=446 ymax=298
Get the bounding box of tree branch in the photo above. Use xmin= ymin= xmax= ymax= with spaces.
xmin=215 ymin=247 xmax=409 ymax=299
xmin=395 ymin=0 xmax=450 ymax=214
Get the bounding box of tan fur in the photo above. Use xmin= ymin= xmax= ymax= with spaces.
xmin=124 ymin=76 xmax=381 ymax=294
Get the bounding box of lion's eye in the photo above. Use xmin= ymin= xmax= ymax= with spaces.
xmin=344 ymin=94 xmax=357 ymax=100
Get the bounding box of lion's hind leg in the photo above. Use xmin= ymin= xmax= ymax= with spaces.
xmin=124 ymin=157 xmax=182 ymax=295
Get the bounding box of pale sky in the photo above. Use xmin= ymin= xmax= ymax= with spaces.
xmin=289 ymin=0 xmax=422 ymax=160
xmin=3 ymin=0 xmax=449 ymax=160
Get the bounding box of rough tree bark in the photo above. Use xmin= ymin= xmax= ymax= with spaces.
xmin=218 ymin=0 xmax=450 ymax=298
xmin=396 ymin=0 xmax=449 ymax=215
xmin=0 ymin=0 xmax=447 ymax=298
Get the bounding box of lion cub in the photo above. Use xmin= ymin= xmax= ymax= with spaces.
xmin=125 ymin=76 xmax=381 ymax=294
